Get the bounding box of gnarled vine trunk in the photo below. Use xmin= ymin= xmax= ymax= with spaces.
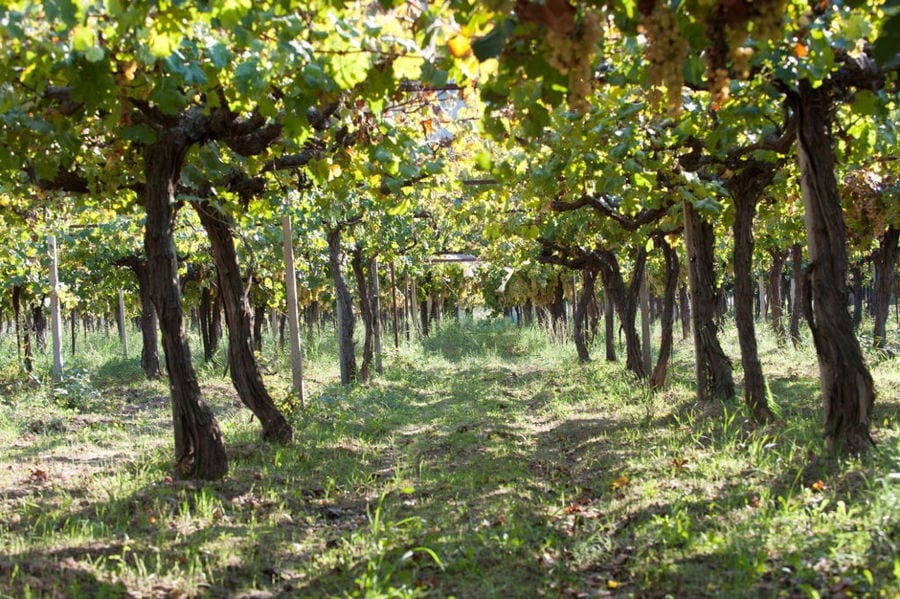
xmin=683 ymin=201 xmax=734 ymax=401
xmin=650 ymin=241 xmax=679 ymax=391
xmin=574 ymin=267 xmax=597 ymax=363
xmin=327 ymin=228 xmax=357 ymax=385
xmin=117 ymin=256 xmax=161 ymax=379
xmin=351 ymin=246 xmax=374 ymax=383
xmin=729 ymin=166 xmax=777 ymax=423
xmin=679 ymin=284 xmax=690 ymax=341
xmin=604 ymin=290 xmax=616 ymax=362
xmin=144 ymin=136 xmax=227 ymax=480
xmin=598 ymin=248 xmax=646 ymax=379
xmin=768 ymin=248 xmax=787 ymax=343
xmin=789 ymin=242 xmax=804 ymax=348
xmin=873 ymin=225 xmax=899 ymax=350
xmin=792 ymin=79 xmax=875 ymax=455
xmin=194 ymin=200 xmax=293 ymax=443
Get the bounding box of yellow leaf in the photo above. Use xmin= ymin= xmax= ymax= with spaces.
xmin=448 ymin=35 xmax=471 ymax=58
xmin=607 ymin=579 xmax=621 ymax=589
xmin=611 ymin=475 xmax=630 ymax=489
xmin=149 ymin=29 xmax=179 ymax=57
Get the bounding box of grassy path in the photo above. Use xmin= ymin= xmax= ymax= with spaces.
xmin=1 ymin=322 xmax=899 ymax=597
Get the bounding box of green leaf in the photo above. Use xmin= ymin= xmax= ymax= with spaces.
xmin=149 ymin=29 xmax=179 ymax=58
xmin=422 ymin=61 xmax=449 ymax=88
xmin=121 ymin=124 xmax=157 ymax=145
xmin=149 ymin=78 xmax=187 ymax=114
xmin=71 ymin=25 xmax=96 ymax=52
xmin=472 ymin=21 xmax=509 ymax=62
xmin=302 ymin=62 xmax=326 ymax=89
xmin=216 ymin=0 xmax=252 ymax=28
xmin=373 ymin=146 xmax=393 ymax=165
xmin=84 ymin=46 xmax=105 ymax=63
xmin=388 ymin=196 xmax=410 ymax=215
xmin=474 ymin=151 xmax=492 ymax=171
xmin=851 ymin=90 xmax=878 ymax=116
xmin=331 ymin=51 xmax=369 ymax=89
xmin=873 ymin=13 xmax=900 ymax=69
xmin=208 ymin=42 xmax=232 ymax=70
xmin=235 ymin=59 xmax=263 ymax=95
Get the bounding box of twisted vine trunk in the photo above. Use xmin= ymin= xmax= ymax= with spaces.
xmin=792 ymin=79 xmax=875 ymax=454
xmin=328 ymin=228 xmax=357 ymax=385
xmin=768 ymin=249 xmax=788 ymax=343
xmin=679 ymin=284 xmax=690 ymax=341
xmin=683 ymin=201 xmax=734 ymax=401
xmin=873 ymin=226 xmax=899 ymax=350
xmin=351 ymin=246 xmax=374 ymax=383
xmin=850 ymin=264 xmax=864 ymax=330
xmin=729 ymin=166 xmax=777 ymax=423
xmin=598 ymin=248 xmax=646 ymax=379
xmin=650 ymin=241 xmax=679 ymax=391
xmin=144 ymin=137 xmax=226 ymax=480
xmin=604 ymin=290 xmax=616 ymax=362
xmin=119 ymin=256 xmax=161 ymax=379
xmin=574 ymin=267 xmax=597 ymax=363
xmin=789 ymin=242 xmax=805 ymax=348
xmin=194 ymin=200 xmax=292 ymax=443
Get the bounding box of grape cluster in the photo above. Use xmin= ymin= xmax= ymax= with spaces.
xmin=842 ymin=170 xmax=889 ymax=242
xmin=728 ymin=27 xmax=753 ymax=79
xmin=748 ymin=0 xmax=787 ymax=43
xmin=546 ymin=10 xmax=603 ymax=114
xmin=643 ymin=5 xmax=688 ymax=114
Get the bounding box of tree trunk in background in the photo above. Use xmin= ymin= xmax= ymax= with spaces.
xmin=598 ymin=248 xmax=645 ymax=378
xmin=390 ymin=263 xmax=400 ymax=349
xmin=679 ymin=284 xmax=690 ymax=341
xmin=873 ymin=225 xmax=899 ymax=350
xmin=758 ymin=273 xmax=766 ymax=321
xmin=683 ymin=201 xmax=734 ymax=401
xmin=71 ymin=309 xmax=77 ymax=357
xmin=32 ymin=305 xmax=46 ymax=352
xmin=850 ymin=264 xmax=864 ymax=330
xmin=351 ymin=246 xmax=374 ymax=383
xmin=252 ymin=303 xmax=265 ymax=353
xmin=144 ymin=137 xmax=226 ymax=480
xmin=604 ymin=290 xmax=616 ymax=362
xmin=789 ymin=242 xmax=804 ymax=348
xmin=369 ymin=257 xmax=383 ymax=374
xmin=729 ymin=167 xmax=777 ymax=423
xmin=118 ymin=256 xmax=162 ymax=379
xmin=328 ymin=228 xmax=357 ymax=385
xmin=194 ymin=200 xmax=293 ymax=443
xmin=117 ymin=289 xmax=128 ymax=359
xmin=24 ymin=306 xmax=33 ymax=373
xmin=199 ymin=286 xmax=214 ymax=362
xmin=650 ymin=241 xmax=679 ymax=391
xmin=792 ymin=79 xmax=875 ymax=455
xmin=405 ymin=269 xmax=412 ymax=341
xmin=549 ymin=276 xmax=567 ymax=343
xmin=768 ymin=249 xmax=787 ymax=344
xmin=305 ymin=301 xmax=320 ymax=342
xmin=640 ymin=268 xmax=651 ymax=375
xmin=574 ymin=268 xmax=597 ymax=363
xmin=420 ymin=296 xmax=430 ymax=338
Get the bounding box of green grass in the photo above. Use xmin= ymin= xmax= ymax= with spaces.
xmin=0 ymin=315 xmax=899 ymax=598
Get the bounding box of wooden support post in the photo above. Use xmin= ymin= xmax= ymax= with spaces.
xmin=282 ymin=215 xmax=305 ymax=405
